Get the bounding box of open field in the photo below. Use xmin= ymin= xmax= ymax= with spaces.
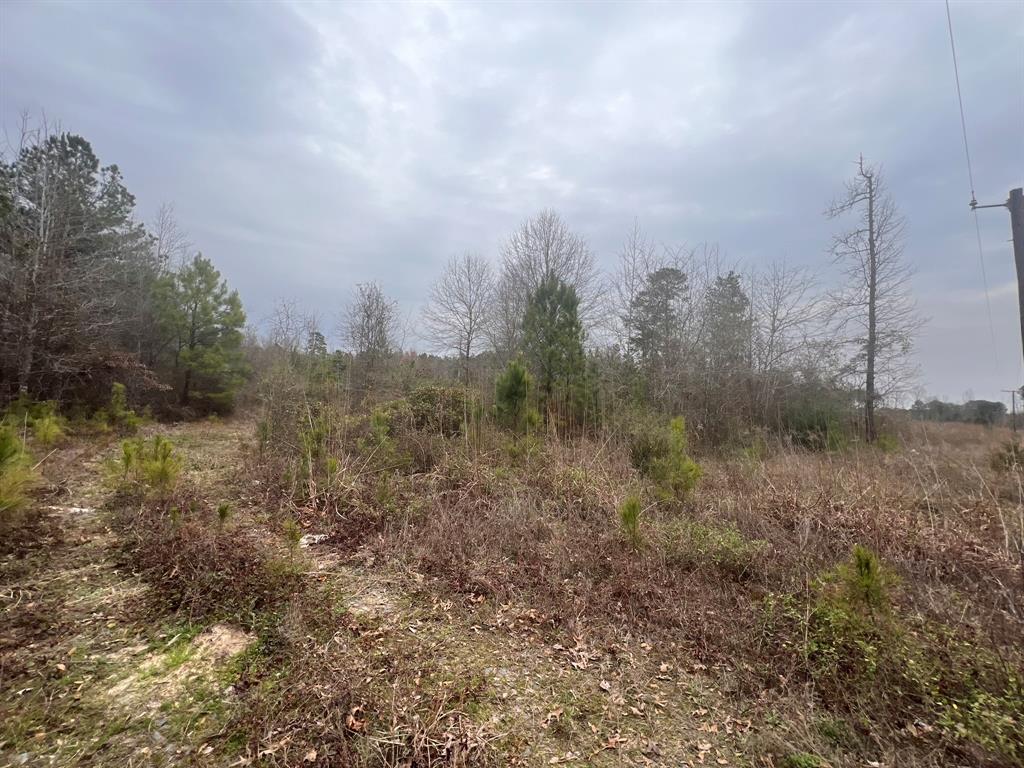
xmin=1 ymin=409 xmax=1021 ymax=768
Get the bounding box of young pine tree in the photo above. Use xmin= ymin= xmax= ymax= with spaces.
xmin=522 ymin=272 xmax=586 ymax=422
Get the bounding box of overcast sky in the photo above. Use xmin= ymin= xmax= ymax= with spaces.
xmin=2 ymin=0 xmax=1022 ymax=402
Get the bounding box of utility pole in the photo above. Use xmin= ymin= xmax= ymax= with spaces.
xmin=1002 ymin=388 xmax=1018 ymax=435
xmin=972 ymin=187 xmax=1024 ymax=365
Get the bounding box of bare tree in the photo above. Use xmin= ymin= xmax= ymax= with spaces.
xmin=152 ymin=202 xmax=191 ymax=268
xmin=752 ymin=260 xmax=827 ymax=375
xmin=486 ymin=275 xmax=523 ymax=361
xmin=421 ymin=252 xmax=494 ymax=382
xmin=827 ymin=156 xmax=923 ymax=442
xmin=340 ymin=282 xmax=400 ymax=374
xmin=611 ymin=219 xmax=660 ymax=357
xmin=499 ymin=209 xmax=603 ymax=342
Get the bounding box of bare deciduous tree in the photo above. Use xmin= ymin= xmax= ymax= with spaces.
xmin=499 ymin=209 xmax=602 ymax=345
xmin=340 ymin=282 xmax=400 ymax=374
xmin=421 ymin=252 xmax=494 ymax=382
xmin=827 ymin=156 xmax=923 ymax=442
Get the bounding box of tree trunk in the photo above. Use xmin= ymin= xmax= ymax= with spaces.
xmin=865 ymin=172 xmax=877 ymax=443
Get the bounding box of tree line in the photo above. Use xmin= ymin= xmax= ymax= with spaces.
xmin=299 ymin=162 xmax=920 ymax=445
xmin=1 ymin=121 xmax=247 ymax=413
xmin=3 ymin=121 xmax=923 ymax=444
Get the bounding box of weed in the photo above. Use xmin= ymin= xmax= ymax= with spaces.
xmin=661 ymin=517 xmax=765 ymax=578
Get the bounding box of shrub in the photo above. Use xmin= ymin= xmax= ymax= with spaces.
xmin=632 ymin=417 xmax=702 ymax=501
xmin=661 ymin=518 xmax=764 ymax=578
xmin=619 ymin=493 xmax=643 ymax=550
xmin=874 ymin=432 xmax=899 ymax=453
xmin=407 ymin=385 xmax=478 ymax=436
xmin=782 ymin=400 xmax=849 ymax=451
xmin=495 ymin=359 xmax=533 ymax=433
xmin=0 ymin=426 xmax=33 ymax=531
xmin=760 ymin=547 xmax=1023 ymax=765
xmin=990 ymin=440 xmax=1024 ymax=472
xmin=121 ymin=499 xmax=302 ymax=623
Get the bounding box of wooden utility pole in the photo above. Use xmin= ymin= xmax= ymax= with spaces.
xmin=973 ymin=187 xmax=1024 ymax=365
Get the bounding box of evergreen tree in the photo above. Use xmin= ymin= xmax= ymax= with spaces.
xmin=629 ymin=266 xmax=688 ymax=373
xmin=494 ymin=358 xmax=533 ymax=432
xmin=0 ymin=130 xmax=152 ymax=401
xmin=155 ymin=254 xmax=247 ymax=410
xmin=522 ymin=272 xmax=586 ymax=419
xmin=703 ymin=271 xmax=751 ymax=376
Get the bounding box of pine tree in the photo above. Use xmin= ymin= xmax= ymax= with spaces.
xmin=630 ymin=266 xmax=688 ymax=373
xmin=703 ymin=271 xmax=751 ymax=376
xmin=522 ymin=271 xmax=586 ymax=420
xmin=155 ymin=254 xmax=247 ymax=411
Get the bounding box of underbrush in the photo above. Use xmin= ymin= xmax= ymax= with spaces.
xmin=109 ymin=435 xmax=302 ymax=624
xmin=115 ymin=488 xmax=303 ymax=624
xmin=214 ymin=586 xmax=501 ymax=767
xmin=241 ymin=391 xmax=1023 ymax=766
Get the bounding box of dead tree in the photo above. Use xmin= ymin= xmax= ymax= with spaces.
xmin=827 ymin=157 xmax=922 ymax=442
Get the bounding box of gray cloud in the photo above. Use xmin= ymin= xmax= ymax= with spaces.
xmin=2 ymin=0 xmax=1022 ymax=400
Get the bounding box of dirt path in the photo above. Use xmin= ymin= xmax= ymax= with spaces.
xmin=1 ymin=419 xmax=753 ymax=767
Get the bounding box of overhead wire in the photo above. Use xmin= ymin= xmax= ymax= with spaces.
xmin=945 ymin=0 xmax=999 ymax=365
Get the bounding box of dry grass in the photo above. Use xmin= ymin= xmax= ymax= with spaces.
xmin=244 ymin=403 xmax=1022 ymax=767
xmin=3 ymin=408 xmax=1021 ymax=768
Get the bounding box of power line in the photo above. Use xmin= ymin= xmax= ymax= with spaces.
xmin=945 ymin=0 xmax=977 ymax=203
xmin=945 ymin=0 xmax=998 ymax=364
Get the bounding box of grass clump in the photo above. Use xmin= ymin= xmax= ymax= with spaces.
xmin=630 ymin=416 xmax=702 ymax=501
xmin=619 ymin=493 xmax=643 ymax=550
xmin=780 ymin=754 xmax=826 ymax=768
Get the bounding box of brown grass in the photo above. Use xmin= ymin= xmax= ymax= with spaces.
xmin=242 ymin=405 xmax=1023 ymax=767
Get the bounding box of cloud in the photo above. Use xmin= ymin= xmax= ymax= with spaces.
xmin=1 ymin=0 xmax=1022 ymax=399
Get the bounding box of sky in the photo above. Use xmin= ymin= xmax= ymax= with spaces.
xmin=2 ymin=0 xmax=1022 ymax=403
